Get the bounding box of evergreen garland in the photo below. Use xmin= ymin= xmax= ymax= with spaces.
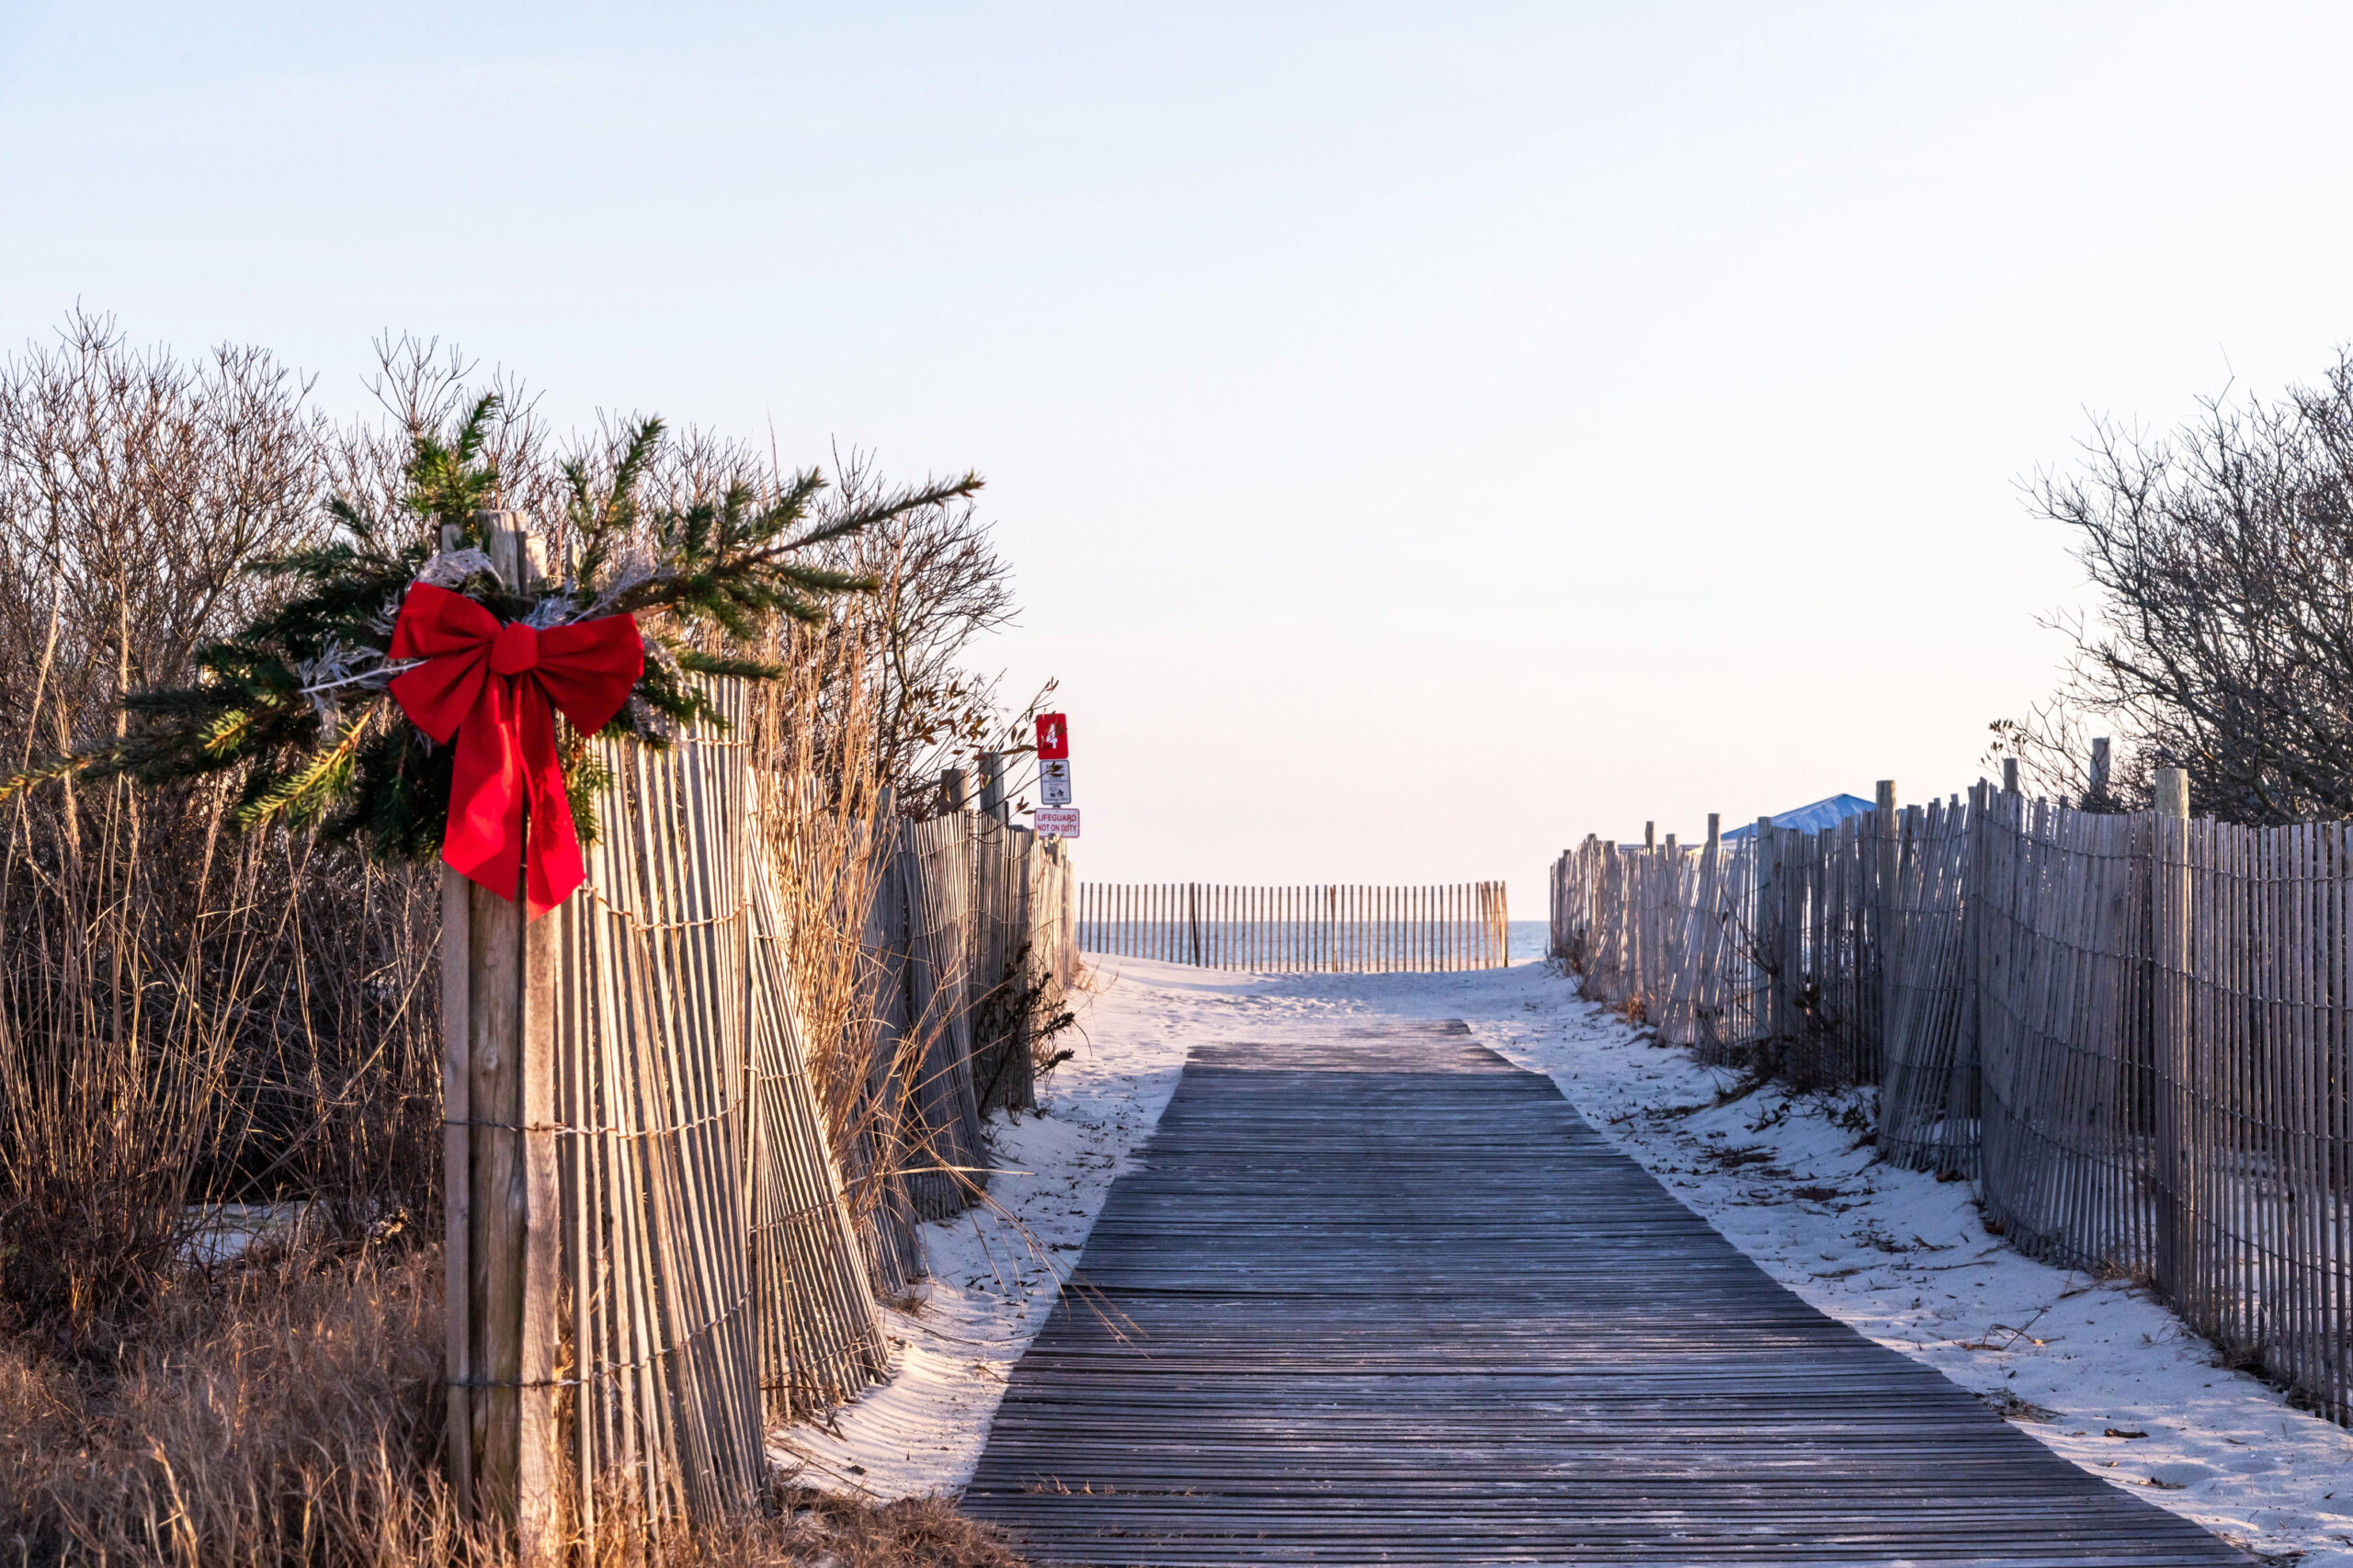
xmin=0 ymin=395 xmax=980 ymax=860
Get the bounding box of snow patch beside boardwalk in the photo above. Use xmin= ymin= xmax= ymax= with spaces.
xmin=782 ymin=956 xmax=2353 ymax=1566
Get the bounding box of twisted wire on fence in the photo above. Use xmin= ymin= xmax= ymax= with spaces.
xmin=836 ymin=816 xmax=926 ymax=1301
xmin=2156 ymin=812 xmax=2353 ymax=1403
xmin=548 ymin=678 xmax=768 ymax=1529
xmin=745 ymin=829 xmax=892 ymax=1417
xmin=899 ymin=815 xmax=987 ymax=1221
xmin=970 ymin=815 xmax=1037 ymax=1115
xmin=1550 ymin=786 xmax=2353 ymax=1425
xmin=1974 ymin=794 xmax=2155 ymax=1272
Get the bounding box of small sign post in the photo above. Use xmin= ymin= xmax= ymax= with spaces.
xmin=1034 ymin=712 xmax=1074 ymax=812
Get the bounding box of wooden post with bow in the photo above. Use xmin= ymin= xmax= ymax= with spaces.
xmin=438 ymin=509 xmax=606 ymax=1563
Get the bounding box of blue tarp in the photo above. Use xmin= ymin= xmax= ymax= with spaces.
xmin=1720 ymin=794 xmax=1874 ymax=840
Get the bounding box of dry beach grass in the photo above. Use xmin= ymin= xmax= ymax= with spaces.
xmin=0 ymin=1245 xmax=478 ymax=1564
xmin=0 ymin=1241 xmax=1024 ymax=1566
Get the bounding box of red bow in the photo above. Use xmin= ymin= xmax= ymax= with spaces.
xmin=388 ymin=584 xmax=643 ymax=917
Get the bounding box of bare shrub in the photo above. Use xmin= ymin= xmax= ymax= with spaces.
xmin=819 ymin=451 xmax=1019 ymax=803
xmin=323 ymin=334 xmax=563 ymax=535
xmin=0 ymin=313 xmax=438 ymax=1339
xmin=0 ymin=309 xmax=331 ymax=748
xmin=2022 ymin=350 xmax=2353 ymax=821
xmin=0 ymin=318 xmax=448 ymax=1341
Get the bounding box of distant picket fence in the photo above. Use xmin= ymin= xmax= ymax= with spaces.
xmin=1551 ymin=773 xmax=2353 ymax=1426
xmin=1082 ymin=881 xmax=1508 ymax=971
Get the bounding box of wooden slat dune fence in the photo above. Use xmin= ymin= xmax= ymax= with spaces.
xmin=1079 ymin=881 xmax=1507 ymax=971
xmin=443 ymin=677 xmax=1081 ymax=1551
xmin=1551 ymin=776 xmax=2353 ymax=1426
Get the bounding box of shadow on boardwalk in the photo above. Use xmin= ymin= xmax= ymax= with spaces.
xmin=963 ymin=1019 xmax=2250 ymax=1566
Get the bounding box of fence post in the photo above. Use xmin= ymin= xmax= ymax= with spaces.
xmin=2154 ymin=766 xmax=2192 ymax=1301
xmin=1954 ymin=780 xmax=1988 ymax=1178
xmin=1969 ymin=767 xmax=2025 ymax=1176
xmin=939 ymin=766 xmax=969 ymax=813
xmin=2089 ymin=736 xmax=2111 ymax=806
xmin=1875 ymin=779 xmax=1897 ymax=1065
xmin=1061 ymin=847 xmax=1080 ymax=984
xmin=977 ymin=750 xmax=1006 ymax=823
xmin=440 ymin=868 xmax=472 ymax=1508
xmin=1660 ymin=839 xmax=1679 ymax=1001
xmin=443 ymin=513 xmax=563 ymax=1563
xmin=1754 ymin=818 xmax=1777 ymax=1048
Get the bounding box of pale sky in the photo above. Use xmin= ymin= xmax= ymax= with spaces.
xmin=7 ymin=2 xmax=2351 ymax=915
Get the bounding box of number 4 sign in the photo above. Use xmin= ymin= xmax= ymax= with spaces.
xmin=1035 ymin=712 xmax=1073 ymax=805
xmin=1035 ymin=712 xmax=1068 ymax=760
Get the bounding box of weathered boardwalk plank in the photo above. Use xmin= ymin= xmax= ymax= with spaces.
xmin=963 ymin=1019 xmax=2248 ymax=1565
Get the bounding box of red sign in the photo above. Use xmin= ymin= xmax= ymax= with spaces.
xmin=1033 ymin=807 xmax=1080 ymax=838
xmin=1035 ymin=711 xmax=1069 ymax=760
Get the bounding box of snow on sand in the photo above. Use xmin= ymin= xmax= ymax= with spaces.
xmin=786 ymin=956 xmax=2353 ymax=1565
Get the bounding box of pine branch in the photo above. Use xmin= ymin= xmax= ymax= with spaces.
xmin=32 ymin=386 xmax=989 ymax=877
xmin=0 ymin=749 xmax=102 ymax=809
xmin=593 ymin=472 xmax=976 ymax=622
xmin=234 ymin=710 xmax=376 ymax=830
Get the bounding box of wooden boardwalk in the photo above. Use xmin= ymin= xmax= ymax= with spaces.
xmin=962 ymin=1020 xmax=2249 ymax=1566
